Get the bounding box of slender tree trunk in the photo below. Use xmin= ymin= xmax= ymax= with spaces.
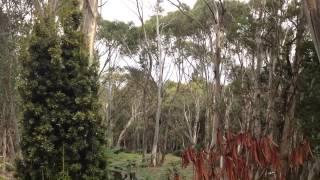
xmin=250 ymin=5 xmax=265 ymax=137
xmin=116 ymin=117 xmax=134 ymax=148
xmin=266 ymin=49 xmax=278 ymax=137
xmin=142 ymin=88 xmax=147 ymax=160
xmin=2 ymin=128 xmax=6 ymax=173
xmin=192 ymin=98 xmax=200 ymax=145
xmin=252 ymin=34 xmax=263 ymax=137
xmin=181 ymin=97 xmax=201 ymax=145
xmin=142 ymin=127 xmax=146 ymax=158
xmin=280 ymin=89 xmax=297 ymax=175
xmin=134 ymin=0 xmax=157 ymax=164
xmin=224 ymin=94 xmax=233 ymax=130
xmin=151 ymin=0 xmax=163 ymax=167
xmin=107 ymin=66 xmax=113 ymax=146
xmin=159 ymin=127 xmax=168 ymax=165
xmin=116 ymin=98 xmax=141 ymax=147
xmin=79 ymin=0 xmax=99 ymax=63
xmin=183 ymin=104 xmax=194 ymax=144
xmin=210 ymin=23 xmax=222 ymax=148
xmin=280 ymin=11 xmax=305 ymax=175
xmin=196 ymin=107 xmax=206 ymax=146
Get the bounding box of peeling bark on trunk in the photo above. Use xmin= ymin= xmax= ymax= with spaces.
xmin=80 ymin=0 xmax=98 ymax=64
xmin=210 ymin=25 xmax=222 ymax=148
xmin=280 ymin=11 xmax=305 ymax=175
xmin=250 ymin=5 xmax=265 ymax=137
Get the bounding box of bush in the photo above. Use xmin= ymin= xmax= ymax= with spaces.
xmin=17 ymin=1 xmax=107 ymax=179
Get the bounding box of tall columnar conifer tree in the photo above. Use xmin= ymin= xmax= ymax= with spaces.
xmin=17 ymin=1 xmax=107 ymax=179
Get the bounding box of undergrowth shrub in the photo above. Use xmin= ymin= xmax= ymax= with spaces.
xmin=181 ymin=130 xmax=312 ymax=180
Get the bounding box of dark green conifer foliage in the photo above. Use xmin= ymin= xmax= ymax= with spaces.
xmin=17 ymin=1 xmax=107 ymax=179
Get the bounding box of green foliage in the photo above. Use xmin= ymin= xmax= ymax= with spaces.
xmin=162 ymin=9 xmax=196 ymax=37
xmin=98 ymin=20 xmax=141 ymax=55
xmin=297 ymin=40 xmax=320 ymax=156
xmin=223 ymin=0 xmax=250 ymax=44
xmin=105 ymin=150 xmax=192 ymax=179
xmin=17 ymin=1 xmax=107 ymax=179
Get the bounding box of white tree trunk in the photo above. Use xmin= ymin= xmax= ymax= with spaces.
xmin=192 ymin=98 xmax=200 ymax=145
xmin=32 ymin=0 xmax=98 ymax=63
xmin=79 ymin=0 xmax=98 ymax=64
xmin=210 ymin=25 xmax=222 ymax=148
xmin=183 ymin=104 xmax=194 ymax=144
xmin=116 ymin=113 xmax=141 ymax=148
xmin=116 ymin=95 xmax=141 ymax=147
xmin=151 ymin=0 xmax=163 ymax=167
xmin=182 ymin=98 xmax=200 ymax=145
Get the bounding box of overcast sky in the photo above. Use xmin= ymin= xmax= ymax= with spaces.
xmin=101 ymin=0 xmax=197 ymax=24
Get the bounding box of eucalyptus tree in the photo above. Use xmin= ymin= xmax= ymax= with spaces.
xmin=96 ymin=1 xmax=319 ymax=176
xmin=224 ymin=0 xmax=316 ymax=177
xmin=111 ymin=67 xmax=157 ymax=149
xmin=164 ymin=0 xmax=220 ymax=147
xmin=150 ymin=0 xmax=166 ymax=167
xmin=32 ymin=0 xmax=99 ymax=63
xmin=0 ymin=0 xmax=31 ymax=173
xmin=97 ymin=19 xmax=141 ymax=146
xmin=163 ymin=79 xmax=206 ymax=146
xmin=167 ymin=0 xmax=318 ymax=177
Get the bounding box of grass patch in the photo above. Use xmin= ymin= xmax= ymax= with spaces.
xmin=105 ymin=149 xmax=193 ymax=179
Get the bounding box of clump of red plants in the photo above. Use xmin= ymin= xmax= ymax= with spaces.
xmin=180 ymin=130 xmax=313 ymax=180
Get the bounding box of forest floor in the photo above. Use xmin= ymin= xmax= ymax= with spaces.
xmin=106 ymin=149 xmax=193 ymax=179
xmin=0 ymin=150 xmax=193 ymax=180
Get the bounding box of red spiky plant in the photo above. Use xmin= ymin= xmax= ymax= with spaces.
xmin=180 ymin=130 xmax=312 ymax=180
